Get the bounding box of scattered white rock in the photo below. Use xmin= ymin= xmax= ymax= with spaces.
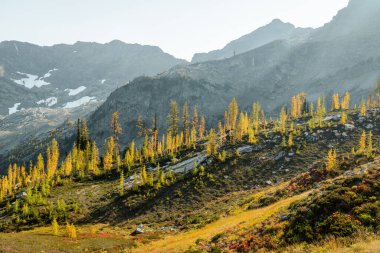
xmin=237 ymin=146 xmax=254 ymax=154
xmin=134 ymin=224 xmax=144 ymax=234
xmin=274 ymin=151 xmax=286 ymax=161
xmin=344 ymin=124 xmax=355 ymax=131
xmin=324 ymin=114 xmax=341 ymax=122
xmin=16 ymin=191 xmax=27 ymax=199
xmin=167 ymin=153 xmax=207 ymax=173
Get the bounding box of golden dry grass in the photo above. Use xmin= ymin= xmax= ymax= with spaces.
xmin=132 ymin=191 xmax=312 ymax=253
xmin=0 ymin=224 xmax=134 ymax=253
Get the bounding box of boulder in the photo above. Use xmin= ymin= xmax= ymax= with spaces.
xmin=274 ymin=151 xmax=286 ymax=161
xmin=324 ymin=114 xmax=341 ymax=122
xmin=306 ymin=135 xmax=318 ymax=143
xmin=278 ymin=213 xmax=289 ymax=221
xmin=237 ymin=146 xmax=254 ymax=154
xmin=131 ymin=224 xmax=144 ymax=235
xmin=344 ymin=124 xmax=355 ymax=131
xmin=16 ymin=191 xmax=27 ymax=199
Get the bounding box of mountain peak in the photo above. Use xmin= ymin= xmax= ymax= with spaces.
xmin=269 ymin=18 xmax=286 ymax=25
xmin=266 ymin=19 xmax=294 ymax=28
xmin=191 ymin=18 xmax=304 ymax=63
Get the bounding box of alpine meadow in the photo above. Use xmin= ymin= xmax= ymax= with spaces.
xmin=0 ymin=1 xmax=380 ymax=252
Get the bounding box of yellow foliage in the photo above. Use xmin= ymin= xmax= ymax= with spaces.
xmin=52 ymin=217 xmax=59 ymax=236
xmin=326 ymin=148 xmax=337 ymax=171
xmin=66 ymin=223 xmax=77 ymax=240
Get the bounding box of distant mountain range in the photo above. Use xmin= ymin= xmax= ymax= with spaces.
xmin=2 ymin=0 xmax=380 ymax=165
xmin=88 ymin=0 xmax=380 ymax=150
xmin=0 ymin=40 xmax=186 ymax=116
xmin=191 ymin=19 xmax=312 ymax=63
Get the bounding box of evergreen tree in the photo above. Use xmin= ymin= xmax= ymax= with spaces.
xmin=341 ymin=112 xmax=347 ymax=124
xmin=359 ymin=131 xmax=366 ymax=154
xmin=167 ymin=101 xmax=179 ymax=137
xmin=228 ymin=98 xmax=239 ymax=130
xmin=326 ymin=148 xmax=337 ymax=171
xmin=332 ymin=93 xmax=340 ymax=110
xmin=248 ymin=127 xmax=257 ymax=144
xmin=37 ymin=153 xmax=45 ymax=176
xmin=206 ymin=129 xmax=217 ymax=156
xmin=111 ymin=112 xmax=122 ymax=142
xmin=119 ymin=171 xmax=124 ymax=196
xmin=251 ymin=102 xmax=261 ymax=133
xmin=52 ymin=217 xmax=59 ymax=235
xmin=192 ymin=106 xmax=199 ymax=131
xmin=140 ymin=166 xmax=148 ymax=186
xmin=341 ymin=92 xmax=350 ymax=110
xmin=182 ymin=102 xmax=190 ymax=145
xmin=136 ymin=114 xmax=145 ymax=137
xmin=360 ymin=99 xmax=366 ymax=116
xmin=367 ymin=131 xmax=373 ymax=155
xmin=279 ymin=106 xmax=287 ymax=135
xmin=199 ymin=116 xmax=206 ymax=140
xmin=288 ymin=133 xmax=293 ymax=147
xmin=103 ymin=137 xmax=115 ymax=171
xmin=47 ymin=139 xmax=59 ymax=180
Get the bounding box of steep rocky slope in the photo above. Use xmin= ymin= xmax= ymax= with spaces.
xmin=89 ymin=0 xmax=380 ymax=149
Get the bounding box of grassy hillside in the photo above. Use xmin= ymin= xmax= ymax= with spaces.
xmin=1 ymin=92 xmax=380 ymax=252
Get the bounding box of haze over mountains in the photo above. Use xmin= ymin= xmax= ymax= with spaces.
xmin=191 ymin=19 xmax=312 ymax=63
xmin=0 ymin=40 xmax=186 ymax=116
xmin=1 ymin=0 xmax=380 ymax=164
xmin=0 ymin=40 xmax=185 ymax=160
xmin=88 ymin=0 xmax=380 ymax=149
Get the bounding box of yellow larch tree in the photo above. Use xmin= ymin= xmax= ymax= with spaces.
xmin=326 ymin=148 xmax=337 ymax=171
xmin=359 ymin=131 xmax=366 ymax=154
xmin=206 ymin=129 xmax=218 ymax=156
xmin=331 ymin=93 xmax=340 ymax=110
xmin=228 ymin=97 xmax=239 ymax=130
xmin=341 ymin=91 xmax=350 ymax=109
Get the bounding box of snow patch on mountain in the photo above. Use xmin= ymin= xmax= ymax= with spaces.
xmin=36 ymin=97 xmax=58 ymax=107
xmin=8 ymin=103 xmax=21 ymax=115
xmin=63 ymin=96 xmax=96 ymax=109
xmin=43 ymin=68 xmax=58 ymax=78
xmin=65 ymin=86 xmax=87 ymax=96
xmin=12 ymin=69 xmax=57 ymax=89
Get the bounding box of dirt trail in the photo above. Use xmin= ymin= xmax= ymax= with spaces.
xmin=133 ymin=191 xmax=311 ymax=253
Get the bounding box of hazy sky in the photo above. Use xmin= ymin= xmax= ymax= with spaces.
xmin=1 ymin=0 xmax=349 ymax=60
